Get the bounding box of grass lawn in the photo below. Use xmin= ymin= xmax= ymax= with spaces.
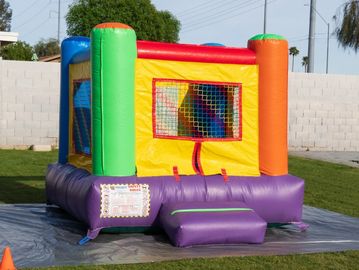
xmin=289 ymin=156 xmax=359 ymax=217
xmin=23 ymin=251 xmax=359 ymax=270
xmin=0 ymin=149 xmax=358 ymax=269
xmin=0 ymin=150 xmax=58 ymax=203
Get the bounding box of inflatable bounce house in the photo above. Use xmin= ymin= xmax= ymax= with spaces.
xmin=46 ymin=23 xmax=306 ymax=247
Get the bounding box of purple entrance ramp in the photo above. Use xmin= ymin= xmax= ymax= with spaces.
xmin=160 ymin=201 xmax=267 ymax=247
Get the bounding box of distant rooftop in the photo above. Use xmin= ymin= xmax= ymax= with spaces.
xmin=0 ymin=31 xmax=19 ymax=46
xmin=39 ymin=54 xmax=60 ymax=62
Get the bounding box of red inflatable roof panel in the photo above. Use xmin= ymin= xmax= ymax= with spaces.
xmin=137 ymin=40 xmax=256 ymax=65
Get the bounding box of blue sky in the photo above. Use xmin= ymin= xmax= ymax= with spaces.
xmin=8 ymin=0 xmax=358 ymax=75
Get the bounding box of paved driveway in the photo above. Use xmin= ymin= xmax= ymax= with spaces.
xmin=290 ymin=151 xmax=359 ymax=168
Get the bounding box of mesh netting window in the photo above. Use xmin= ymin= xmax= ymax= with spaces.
xmin=73 ymin=80 xmax=91 ymax=156
xmin=153 ymin=79 xmax=241 ymax=140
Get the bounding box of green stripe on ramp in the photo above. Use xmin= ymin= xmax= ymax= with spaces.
xmin=170 ymin=208 xmax=253 ymax=216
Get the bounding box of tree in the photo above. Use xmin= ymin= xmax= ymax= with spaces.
xmin=289 ymin=47 xmax=300 ymax=72
xmin=0 ymin=0 xmax=11 ymax=31
xmin=66 ymin=0 xmax=181 ymax=43
xmin=302 ymin=56 xmax=309 ymax=73
xmin=334 ymin=0 xmax=359 ymax=52
xmin=0 ymin=41 xmax=33 ymax=61
xmin=34 ymin=38 xmax=60 ymax=58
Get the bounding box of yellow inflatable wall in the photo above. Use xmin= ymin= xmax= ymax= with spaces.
xmin=68 ymin=61 xmax=92 ymax=172
xmin=135 ymin=59 xmax=259 ymax=177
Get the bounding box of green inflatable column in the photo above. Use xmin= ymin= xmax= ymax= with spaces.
xmin=91 ymin=23 xmax=137 ymax=176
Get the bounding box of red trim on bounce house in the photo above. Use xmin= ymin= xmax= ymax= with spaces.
xmin=238 ymin=84 xmax=243 ymax=141
xmin=153 ymin=78 xmax=242 ymax=87
xmin=173 ymin=166 xmax=180 ymax=182
xmin=137 ymin=40 xmax=256 ymax=65
xmin=152 ymin=78 xmax=157 ymax=139
xmin=221 ymin=168 xmax=229 ymax=182
xmin=71 ymin=78 xmax=92 ymax=158
xmin=197 ymin=143 xmax=204 ymax=175
xmin=152 ymin=78 xmax=243 ymax=142
xmin=192 ymin=142 xmax=204 ymax=175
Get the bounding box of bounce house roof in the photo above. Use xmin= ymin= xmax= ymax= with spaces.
xmin=136 ymin=40 xmax=256 ymax=64
xmin=68 ymin=38 xmax=257 ymax=65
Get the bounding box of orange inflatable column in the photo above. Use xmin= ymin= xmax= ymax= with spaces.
xmin=248 ymin=34 xmax=288 ymax=176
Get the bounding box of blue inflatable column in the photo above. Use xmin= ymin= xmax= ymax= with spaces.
xmin=58 ymin=37 xmax=90 ymax=164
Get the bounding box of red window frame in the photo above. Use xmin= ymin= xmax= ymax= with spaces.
xmin=152 ymin=78 xmax=242 ymax=142
xmin=71 ymin=78 xmax=92 ymax=157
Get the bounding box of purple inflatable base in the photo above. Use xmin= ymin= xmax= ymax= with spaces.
xmin=46 ymin=163 xmax=305 ymax=243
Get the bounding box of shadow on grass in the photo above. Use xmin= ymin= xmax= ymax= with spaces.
xmin=0 ymin=176 xmax=46 ymax=204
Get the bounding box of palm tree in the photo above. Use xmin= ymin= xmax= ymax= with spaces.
xmin=302 ymin=56 xmax=309 ymax=72
xmin=334 ymin=0 xmax=359 ymax=52
xmin=289 ymin=47 xmax=300 ymax=72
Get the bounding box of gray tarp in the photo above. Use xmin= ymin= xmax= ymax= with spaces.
xmin=0 ymin=204 xmax=358 ymax=268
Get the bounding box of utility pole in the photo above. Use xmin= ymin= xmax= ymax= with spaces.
xmin=326 ymin=23 xmax=329 ymax=73
xmin=307 ymin=0 xmax=316 ymax=73
xmin=305 ymin=3 xmax=330 ymax=74
xmin=57 ymin=0 xmax=61 ymax=44
xmin=315 ymin=11 xmax=330 ymax=74
xmin=263 ymin=0 xmax=267 ymax=34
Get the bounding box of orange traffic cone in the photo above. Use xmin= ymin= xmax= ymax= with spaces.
xmin=0 ymin=246 xmax=16 ymax=270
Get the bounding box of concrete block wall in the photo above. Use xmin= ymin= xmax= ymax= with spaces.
xmin=288 ymin=72 xmax=359 ymax=151
xmin=0 ymin=59 xmax=60 ymax=149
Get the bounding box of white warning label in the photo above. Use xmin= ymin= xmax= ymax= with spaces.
xmin=100 ymin=184 xmax=150 ymax=218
